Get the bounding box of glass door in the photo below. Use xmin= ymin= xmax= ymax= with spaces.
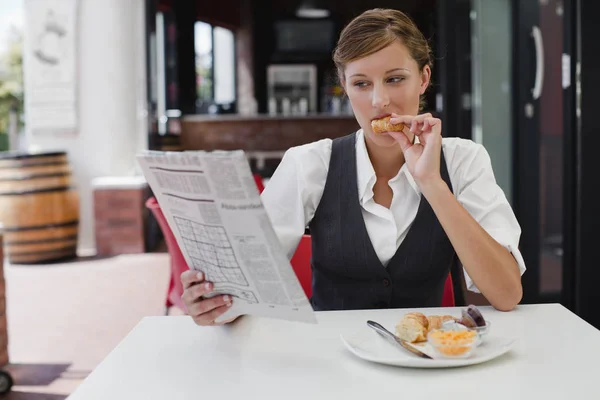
xmin=512 ymin=0 xmax=574 ymax=304
xmin=469 ymin=0 xmax=575 ymax=304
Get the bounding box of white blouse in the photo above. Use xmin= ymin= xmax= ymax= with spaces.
xmin=260 ymin=130 xmax=526 ymax=293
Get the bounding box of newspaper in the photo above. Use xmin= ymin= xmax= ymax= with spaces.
xmin=137 ymin=150 xmax=317 ymax=324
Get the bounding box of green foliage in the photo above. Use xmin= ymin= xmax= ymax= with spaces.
xmin=0 ymin=26 xmax=24 ymax=134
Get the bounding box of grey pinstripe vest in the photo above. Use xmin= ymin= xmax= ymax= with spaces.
xmin=308 ymin=132 xmax=458 ymax=311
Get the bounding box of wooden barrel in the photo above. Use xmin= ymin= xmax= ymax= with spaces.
xmin=0 ymin=232 xmax=8 ymax=366
xmin=0 ymin=151 xmax=79 ymax=264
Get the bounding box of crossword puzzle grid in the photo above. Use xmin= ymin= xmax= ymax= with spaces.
xmin=173 ymin=217 xmax=248 ymax=286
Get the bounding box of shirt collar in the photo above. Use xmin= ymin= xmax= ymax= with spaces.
xmin=355 ymin=130 xmax=376 ymax=203
xmin=355 ymin=129 xmax=421 ymax=202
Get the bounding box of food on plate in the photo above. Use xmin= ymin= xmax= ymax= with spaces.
xmin=427 ymin=315 xmax=456 ymax=331
xmin=427 ymin=329 xmax=478 ymax=357
xmin=395 ymin=312 xmax=429 ymax=343
xmin=371 ymin=116 xmax=405 ymax=134
xmin=395 ymin=305 xmax=487 ymax=344
xmin=395 ymin=313 xmax=456 ymax=343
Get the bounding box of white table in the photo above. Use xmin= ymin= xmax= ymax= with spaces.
xmin=68 ymin=304 xmax=600 ymax=399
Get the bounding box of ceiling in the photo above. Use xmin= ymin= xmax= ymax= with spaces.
xmin=272 ymin=0 xmax=436 ymax=18
xmin=158 ymin=0 xmax=437 ymax=35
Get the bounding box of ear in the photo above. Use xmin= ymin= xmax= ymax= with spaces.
xmin=419 ymin=65 xmax=431 ymax=95
xmin=340 ymin=77 xmax=347 ymax=92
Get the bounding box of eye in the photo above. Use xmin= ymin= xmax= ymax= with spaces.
xmin=387 ymin=76 xmax=406 ymax=83
xmin=353 ymin=81 xmax=370 ymax=88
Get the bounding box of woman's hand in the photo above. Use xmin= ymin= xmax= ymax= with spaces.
xmin=387 ymin=113 xmax=443 ymax=189
xmin=180 ymin=270 xmax=237 ymax=326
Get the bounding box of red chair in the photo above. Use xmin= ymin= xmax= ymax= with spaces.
xmin=146 ymin=197 xmax=190 ymax=313
xmin=441 ymin=273 xmax=455 ymax=307
xmin=289 ymin=235 xmax=456 ymax=307
xmin=290 ymin=234 xmax=313 ymax=298
xmin=253 ymin=174 xmax=265 ymax=193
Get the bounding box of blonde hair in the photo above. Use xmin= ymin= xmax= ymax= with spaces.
xmin=333 ymin=8 xmax=433 ymax=111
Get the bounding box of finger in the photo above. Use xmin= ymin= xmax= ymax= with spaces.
xmin=405 ymin=111 xmax=428 ymax=122
xmin=192 ymin=300 xmax=233 ymax=326
xmin=388 ymin=131 xmax=413 ymax=153
xmin=421 ymin=112 xmax=433 ymax=119
xmin=420 ymin=120 xmax=443 ymax=150
xmin=419 ymin=118 xmax=442 ymax=137
xmin=182 ymin=281 xmax=214 ymax=305
xmin=204 ymin=304 xmax=233 ymax=326
xmin=389 ymin=114 xmax=416 ymax=126
xmin=214 ymin=315 xmax=241 ymax=326
xmin=422 ymin=118 xmax=431 ymax=132
xmin=189 ymin=294 xmax=232 ymax=318
xmin=414 ymin=112 xmax=432 ymax=122
xmin=388 ymin=115 xmax=417 ymax=133
xmin=411 ymin=119 xmax=425 ymax=134
xmin=410 ymin=120 xmax=416 ymax=133
xmin=181 ymin=270 xmax=205 ymax=290
xmin=426 ymin=117 xmax=441 ymax=130
xmin=413 ymin=117 xmax=437 ymax=135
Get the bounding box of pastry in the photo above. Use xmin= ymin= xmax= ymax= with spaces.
xmin=395 ymin=312 xmax=429 ymax=343
xmin=427 ymin=315 xmax=456 ymax=331
xmin=371 ymin=116 xmax=405 ymax=134
xmin=395 ymin=313 xmax=460 ymax=343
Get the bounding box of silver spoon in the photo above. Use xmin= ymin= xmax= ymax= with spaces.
xmin=366 ymin=320 xmax=432 ymax=359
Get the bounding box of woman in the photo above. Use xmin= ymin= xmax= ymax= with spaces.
xmin=181 ymin=8 xmax=526 ymax=326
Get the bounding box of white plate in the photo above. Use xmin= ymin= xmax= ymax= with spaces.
xmin=340 ymin=324 xmax=516 ymax=369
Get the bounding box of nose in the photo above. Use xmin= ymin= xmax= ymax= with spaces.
xmin=371 ymin=82 xmax=390 ymax=109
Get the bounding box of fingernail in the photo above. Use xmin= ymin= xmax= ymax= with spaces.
xmin=223 ymin=295 xmax=231 ymax=302
xmin=197 ymin=272 xmax=203 ymax=280
xmin=205 ymin=283 xmax=211 ymax=290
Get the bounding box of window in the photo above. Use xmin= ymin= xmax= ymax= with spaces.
xmin=194 ymin=21 xmax=236 ymax=113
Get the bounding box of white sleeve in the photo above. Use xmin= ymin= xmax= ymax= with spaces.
xmin=444 ymin=139 xmax=527 ymax=293
xmin=260 ymin=139 xmax=331 ymax=260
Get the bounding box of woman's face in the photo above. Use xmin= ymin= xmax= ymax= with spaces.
xmin=343 ymin=40 xmax=430 ymax=148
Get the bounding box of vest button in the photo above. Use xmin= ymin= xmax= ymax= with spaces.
xmin=383 ymin=279 xmax=390 ymax=287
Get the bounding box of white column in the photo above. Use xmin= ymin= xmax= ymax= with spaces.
xmin=24 ymin=0 xmax=148 ymax=255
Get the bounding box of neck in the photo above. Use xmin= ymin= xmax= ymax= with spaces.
xmin=364 ymin=134 xmax=406 ymax=179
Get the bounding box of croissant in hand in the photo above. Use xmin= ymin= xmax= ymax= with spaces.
xmin=371 ymin=116 xmax=405 ymax=134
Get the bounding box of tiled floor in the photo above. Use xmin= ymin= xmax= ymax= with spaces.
xmin=3 ymin=253 xmax=178 ymax=399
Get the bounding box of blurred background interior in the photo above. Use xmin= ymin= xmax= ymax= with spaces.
xmin=0 ymin=0 xmax=599 ymax=398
